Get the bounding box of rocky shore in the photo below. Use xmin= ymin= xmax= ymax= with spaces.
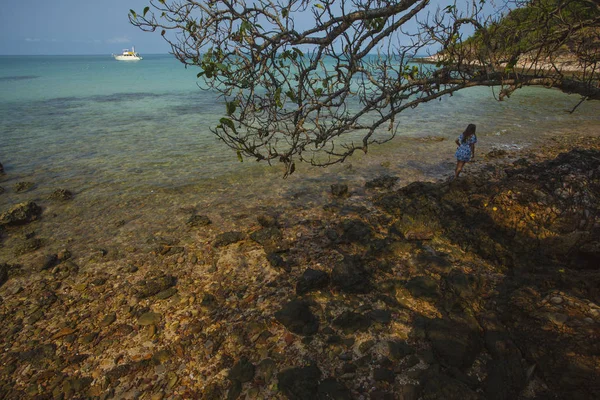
xmin=1 ymin=134 xmax=599 ymax=399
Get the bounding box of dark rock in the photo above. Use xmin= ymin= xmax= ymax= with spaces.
xmin=267 ymin=252 xmax=290 ymax=272
xmin=257 ymin=214 xmax=278 ymax=227
xmin=277 ymin=364 xmax=322 ymax=400
xmin=151 ymin=349 xmax=172 ymax=365
xmin=156 ymin=287 xmax=177 ymax=300
xmin=370 ymin=390 xmax=395 ymax=400
xmin=420 ymin=371 xmax=480 ymax=400
xmin=40 ymin=254 xmax=60 ymax=271
xmin=483 ymin=330 xmax=526 ymax=400
xmin=214 ymin=231 xmax=245 ymax=247
xmin=296 ymin=268 xmax=330 ymax=295
xmin=187 ymin=214 xmax=212 ymax=227
xmin=0 ymin=202 xmax=42 ymax=226
xmin=274 ymin=299 xmax=319 ymax=336
xmin=0 ymin=186 xmax=5 ymax=195
xmin=405 ymin=276 xmax=439 ymax=299
xmin=387 ymin=340 xmax=415 ymax=361
xmin=331 ymin=256 xmax=371 ymax=293
xmin=340 ymin=219 xmax=373 ymax=242
xmin=14 ymin=238 xmax=43 ymax=256
xmin=134 ymin=274 xmax=176 ymax=299
xmin=228 ymin=356 xmax=255 ymax=383
xmin=426 ymin=318 xmax=481 ymax=370
xmin=227 ymin=380 xmax=242 ymax=400
xmin=318 ymin=378 xmax=352 ymax=399
xmin=332 ymin=311 xmax=372 ymax=334
xmin=14 ymin=181 xmax=35 ymax=193
xmin=412 ymin=253 xmax=452 ymax=274
xmin=48 ymin=189 xmax=73 ymax=201
xmin=404 ymin=230 xmax=435 ymax=240
xmin=365 ymin=175 xmax=399 ymax=190
xmin=331 ymin=184 xmax=349 ymax=197
xmin=368 ymin=309 xmax=392 ymax=324
xmin=0 ymin=263 xmax=8 ymax=288
xmin=444 ymin=270 xmax=475 ymax=299
xmin=486 ymin=149 xmax=507 ymax=158
xmin=100 ymin=313 xmax=117 ymax=328
xmin=250 ymin=227 xmax=283 ymax=250
xmin=373 ymin=368 xmax=395 ymax=383
xmin=0 ymin=161 xmax=3 ymax=174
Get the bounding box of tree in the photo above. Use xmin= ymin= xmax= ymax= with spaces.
xmin=130 ymin=0 xmax=600 ymax=175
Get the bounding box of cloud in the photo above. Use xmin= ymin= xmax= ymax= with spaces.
xmin=107 ymin=36 xmax=131 ymax=44
xmin=25 ymin=38 xmax=41 ymax=42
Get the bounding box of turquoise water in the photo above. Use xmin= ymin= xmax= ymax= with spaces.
xmin=1 ymin=54 xmax=599 ymax=258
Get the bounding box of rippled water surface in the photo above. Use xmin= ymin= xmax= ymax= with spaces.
xmin=1 ymin=54 xmax=599 ymax=258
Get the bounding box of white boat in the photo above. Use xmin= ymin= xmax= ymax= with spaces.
xmin=113 ymin=46 xmax=142 ymax=61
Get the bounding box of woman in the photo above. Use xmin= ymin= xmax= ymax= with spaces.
xmin=454 ymin=124 xmax=477 ymax=179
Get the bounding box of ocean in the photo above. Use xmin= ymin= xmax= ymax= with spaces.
xmin=1 ymin=54 xmax=599 ymax=258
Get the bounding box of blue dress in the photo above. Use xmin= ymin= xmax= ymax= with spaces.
xmin=455 ymin=133 xmax=477 ymax=162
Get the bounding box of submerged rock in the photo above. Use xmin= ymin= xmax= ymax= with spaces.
xmin=14 ymin=181 xmax=35 ymax=193
xmin=48 ymin=189 xmax=74 ymax=201
xmin=214 ymin=231 xmax=245 ymax=247
xmin=277 ymin=364 xmax=322 ymax=400
xmin=0 ymin=201 xmax=42 ymax=226
xmin=331 ymin=184 xmax=349 ymax=197
xmin=296 ymin=268 xmax=330 ymax=295
xmin=331 ymin=256 xmax=371 ymax=293
xmin=365 ymin=175 xmax=399 ymax=190
xmin=0 ymin=263 xmax=8 ymax=288
xmin=274 ymin=299 xmax=319 ymax=336
xmin=187 ymin=214 xmax=212 ymax=227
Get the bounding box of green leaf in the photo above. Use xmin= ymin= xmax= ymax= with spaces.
xmin=219 ymin=117 xmax=237 ymax=134
xmin=226 ymin=101 xmax=237 ymax=115
xmin=286 ymin=90 xmax=296 ymax=102
xmin=236 ymin=150 xmax=243 ymax=163
xmin=130 ymin=9 xmax=137 ymax=18
xmin=314 ymin=3 xmax=324 ymax=10
xmin=143 ymin=6 xmax=150 ymax=16
xmin=282 ymin=9 xmax=289 ymax=18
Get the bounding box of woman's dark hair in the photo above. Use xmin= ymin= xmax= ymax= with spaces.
xmin=464 ymin=124 xmax=476 ymax=138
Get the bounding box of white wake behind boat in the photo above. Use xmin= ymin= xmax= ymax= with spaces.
xmin=113 ymin=46 xmax=143 ymax=61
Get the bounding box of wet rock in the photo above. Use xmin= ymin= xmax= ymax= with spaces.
xmin=138 ymin=312 xmax=161 ymax=326
xmin=331 ymin=256 xmax=371 ymax=293
xmin=152 ymin=349 xmax=172 ymax=365
xmin=156 ymin=287 xmax=177 ymax=300
xmin=405 ymin=276 xmax=439 ymax=299
xmin=0 ymin=186 xmax=4 ymax=195
xmin=487 ymin=149 xmax=507 ymax=158
xmin=257 ymin=214 xmax=278 ymax=228
xmin=134 ymin=274 xmax=176 ymax=299
xmin=483 ymin=329 xmax=526 ymax=400
xmin=228 ymin=356 xmax=255 ymax=383
xmin=48 ymin=189 xmax=73 ymax=201
xmin=0 ymin=263 xmax=8 ymax=288
xmin=340 ymin=219 xmax=372 ymax=242
xmin=39 ymin=254 xmax=60 ymax=271
xmin=373 ymin=368 xmax=395 ymax=383
xmin=0 ymin=201 xmax=42 ymax=226
xmin=387 ymin=340 xmax=415 ymax=361
xmin=0 ymin=161 xmax=3 ymax=174
xmin=256 ymin=358 xmax=277 ymax=382
xmin=444 ymin=270 xmax=476 ymax=299
xmin=214 ymin=231 xmax=244 ymax=247
xmin=370 ymin=390 xmax=395 ymax=400
xmin=227 ymin=380 xmax=242 ymax=400
xmin=332 ymin=311 xmax=372 ymax=334
xmin=100 ymin=313 xmax=117 ymax=328
xmin=15 ymin=238 xmax=43 ymax=256
xmin=412 ymin=253 xmax=452 ymax=273
xmin=420 ymin=371 xmax=480 ymax=400
xmin=187 ymin=214 xmax=211 ymax=227
xmin=250 ymin=227 xmax=283 ymax=251
xmin=296 ymin=268 xmax=330 ymax=295
xmin=318 ymin=378 xmax=352 ymax=399
xmin=546 ymin=312 xmax=568 ymax=326
xmin=426 ymin=318 xmax=481 ymax=370
xmin=331 ymin=184 xmax=349 ymax=197
xmin=274 ymin=299 xmax=319 ymax=336
xmin=277 ymin=364 xmax=322 ymax=400
xmin=14 ymin=181 xmax=35 ymax=193
xmin=365 ymin=175 xmax=399 ymax=190
xmin=266 ymin=252 xmax=290 ymax=272
xmin=368 ymin=309 xmax=392 ymax=324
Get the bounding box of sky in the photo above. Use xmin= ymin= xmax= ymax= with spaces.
xmin=0 ymin=0 xmax=169 ymax=55
xmin=0 ymin=0 xmax=504 ymax=56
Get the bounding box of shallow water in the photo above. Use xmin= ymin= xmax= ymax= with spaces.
xmin=1 ymin=54 xmax=599 ymax=261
